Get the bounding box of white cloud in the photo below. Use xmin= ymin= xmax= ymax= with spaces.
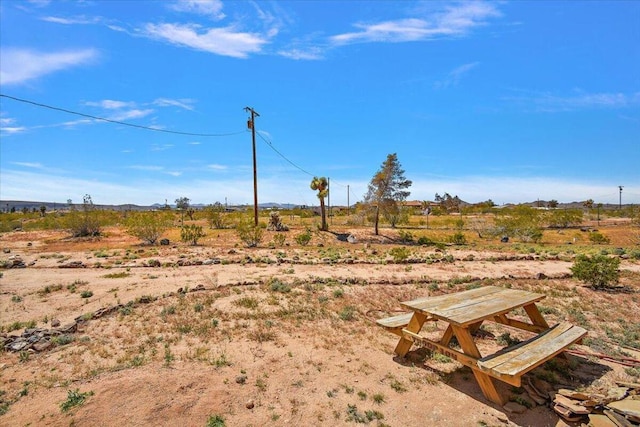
xmin=207 ymin=164 xmax=228 ymax=170
xmin=151 ymin=144 xmax=174 ymax=151
xmin=142 ymin=23 xmax=268 ymax=58
xmin=108 ymin=109 xmax=155 ymax=121
xmin=153 ymin=98 xmax=196 ymax=111
xmin=0 ymin=48 xmax=97 ymax=85
xmin=331 ymin=2 xmax=501 ymax=45
xmin=11 ymin=162 xmax=43 ymax=169
xmin=0 ymin=117 xmax=27 ymax=135
xmin=278 ymin=47 xmax=324 ymax=60
xmin=170 ymin=0 xmax=225 ymax=20
xmin=129 ymin=165 xmax=164 ymax=171
xmin=41 ymin=15 xmax=101 ymax=25
xmin=434 ymin=61 xmax=479 ymax=89
xmin=85 ymin=100 xmax=136 ymax=110
xmin=505 ymin=90 xmax=640 ymax=112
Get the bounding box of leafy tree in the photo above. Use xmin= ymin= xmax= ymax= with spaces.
xmin=571 ymin=254 xmax=620 ymax=289
xmin=180 ymin=224 xmax=205 ymax=245
xmin=206 ymin=202 xmax=227 ymax=229
xmin=583 ymin=199 xmax=594 ymax=210
xmin=364 ymin=153 xmax=412 ymax=235
xmin=547 ymin=199 xmax=559 ymax=209
xmin=310 ymin=176 xmax=329 ymax=231
xmin=126 ymin=211 xmax=173 ymax=244
xmin=380 ymin=198 xmax=409 ymax=228
xmin=435 ymin=193 xmax=462 ymax=213
xmin=39 ymin=205 xmax=46 ymax=217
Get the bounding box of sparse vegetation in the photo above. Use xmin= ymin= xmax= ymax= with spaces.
xmin=571 ymin=254 xmax=620 ymax=289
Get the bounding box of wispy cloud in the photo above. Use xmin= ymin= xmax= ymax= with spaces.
xmin=11 ymin=162 xmax=44 ymax=169
xmin=505 ymin=90 xmax=640 ymax=112
xmin=207 ymin=164 xmax=228 ymax=171
xmin=330 ymin=2 xmax=501 ymax=45
xmin=41 ymin=15 xmax=102 ymax=25
xmin=278 ymin=47 xmax=324 ymax=61
xmin=434 ymin=61 xmax=479 ymax=89
xmin=108 ymin=109 xmax=155 ymax=121
xmin=142 ymin=23 xmax=268 ymax=58
xmin=153 ymin=98 xmax=196 ymax=111
xmin=169 ymin=0 xmax=225 ymax=20
xmin=151 ymin=144 xmax=174 ymax=152
xmin=0 ymin=117 xmax=27 ymax=135
xmin=0 ymin=48 xmax=98 ymax=85
xmin=85 ymin=100 xmax=136 ymax=110
xmin=129 ymin=165 xmax=164 ymax=171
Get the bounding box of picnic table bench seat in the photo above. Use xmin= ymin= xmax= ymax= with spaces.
xmin=477 ymin=322 xmax=587 ymax=386
xmin=375 ymin=312 xmax=414 ymax=336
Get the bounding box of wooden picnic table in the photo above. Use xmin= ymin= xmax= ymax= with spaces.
xmin=377 ymin=286 xmax=587 ymax=405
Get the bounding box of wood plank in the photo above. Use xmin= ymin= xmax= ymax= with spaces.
xmin=402 ymin=286 xmax=546 ymax=326
xmin=524 ymin=303 xmax=550 ymax=328
xmin=400 ymin=329 xmax=480 ymax=369
xmin=376 ymin=312 xmax=414 ymax=329
xmin=394 ymin=312 xmax=427 ymax=357
xmin=478 ymin=323 xmax=587 ymax=379
xmin=493 ymin=315 xmax=548 ymax=333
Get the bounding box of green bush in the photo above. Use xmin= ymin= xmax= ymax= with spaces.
xmin=181 ymin=224 xmax=205 ymax=245
xmin=570 ymin=254 xmax=620 ymax=289
xmin=295 ymin=229 xmax=312 ymax=246
xmin=389 ymin=247 xmax=410 ymax=262
xmin=588 ymin=232 xmax=610 ymax=245
xmin=236 ymin=218 xmax=264 ymax=247
xmin=449 ymin=232 xmax=467 ymax=245
xmin=126 ymin=211 xmax=173 ymax=244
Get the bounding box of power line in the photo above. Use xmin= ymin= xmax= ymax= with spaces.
xmin=0 ymin=93 xmax=245 ymax=137
xmin=256 ymin=129 xmax=315 ymax=176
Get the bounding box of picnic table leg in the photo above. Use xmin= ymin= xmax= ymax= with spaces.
xmin=394 ymin=312 xmax=428 ymax=357
xmin=523 ymin=304 xmax=550 ymax=329
xmin=451 ymin=325 xmax=507 ymax=405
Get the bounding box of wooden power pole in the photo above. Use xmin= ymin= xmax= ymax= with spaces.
xmin=245 ymin=107 xmax=260 ymax=225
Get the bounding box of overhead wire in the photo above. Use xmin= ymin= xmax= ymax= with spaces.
xmin=0 ymin=93 xmax=245 ymax=137
xmin=255 ymin=128 xmax=315 ymax=177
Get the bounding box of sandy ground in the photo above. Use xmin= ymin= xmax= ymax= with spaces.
xmin=1 ymin=229 xmax=639 ymax=427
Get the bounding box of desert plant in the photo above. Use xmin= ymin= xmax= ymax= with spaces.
xmin=236 ymin=217 xmax=264 ymax=247
xmin=267 ymin=211 xmax=289 ymax=231
xmin=181 ymin=224 xmax=205 ymax=245
xmin=310 ymin=176 xmax=329 ymax=231
xmin=449 ymin=231 xmax=467 ymax=245
xmin=295 ymin=228 xmax=312 ymax=246
xmin=389 ymin=246 xmax=410 ymax=262
xmin=273 ymin=233 xmax=286 ymax=247
xmin=65 ymin=194 xmax=101 ymax=237
xmin=588 ymin=232 xmax=610 ymax=245
xmin=206 ymin=414 xmax=226 ymax=427
xmin=60 ymin=389 xmax=93 ymax=412
xmin=125 ymin=211 xmax=173 ymax=244
xmin=570 ymin=254 xmax=620 ymax=289
xmin=206 ymin=202 xmax=227 ymax=229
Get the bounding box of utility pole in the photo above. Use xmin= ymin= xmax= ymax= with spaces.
xmin=328 ymin=177 xmax=331 ymax=225
xmin=619 ymin=186 xmax=624 ymax=210
xmin=347 ymin=185 xmax=350 ymax=217
xmin=245 ymin=107 xmax=260 ymax=225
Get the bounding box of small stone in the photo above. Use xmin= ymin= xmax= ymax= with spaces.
xmin=245 ymin=400 xmax=254 ymax=409
xmin=2 ymin=248 xmax=10 ymax=253
xmin=503 ymin=402 xmax=527 ymax=414
xmin=160 ymin=238 xmax=170 ymax=245
xmin=235 ymin=375 xmax=247 ymax=384
xmin=51 ymin=319 xmax=61 ymax=327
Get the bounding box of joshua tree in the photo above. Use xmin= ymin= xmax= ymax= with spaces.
xmin=310 ymin=176 xmax=329 ymax=231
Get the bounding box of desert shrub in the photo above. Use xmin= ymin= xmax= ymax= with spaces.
xmin=236 ymin=217 xmax=264 ymax=247
xmin=449 ymin=232 xmax=467 ymax=245
xmin=545 ymin=209 xmax=583 ymax=228
xmin=494 ymin=206 xmax=543 ymax=243
xmin=588 ymin=232 xmax=610 ymax=245
xmin=60 ymin=389 xmax=93 ymax=412
xmin=417 ymin=236 xmax=434 ymax=246
xmin=205 ymin=203 xmax=227 ymax=229
xmin=397 ymin=230 xmax=413 ymax=243
xmin=125 ymin=211 xmax=172 ymax=244
xmin=273 ymin=233 xmax=286 ymax=247
xmin=389 ymin=247 xmax=410 ymax=262
xmin=181 ymin=224 xmax=205 ymax=245
xmin=206 ymin=414 xmax=226 ymax=427
xmin=65 ymin=194 xmax=101 ymax=237
xmin=295 ymin=229 xmax=312 ymax=246
xmin=570 ymin=254 xmax=620 ymax=289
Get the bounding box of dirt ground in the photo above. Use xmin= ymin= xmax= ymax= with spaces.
xmin=1 ymin=225 xmax=639 ymax=427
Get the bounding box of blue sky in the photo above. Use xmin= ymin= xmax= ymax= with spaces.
xmin=1 ymin=0 xmax=638 ymax=207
